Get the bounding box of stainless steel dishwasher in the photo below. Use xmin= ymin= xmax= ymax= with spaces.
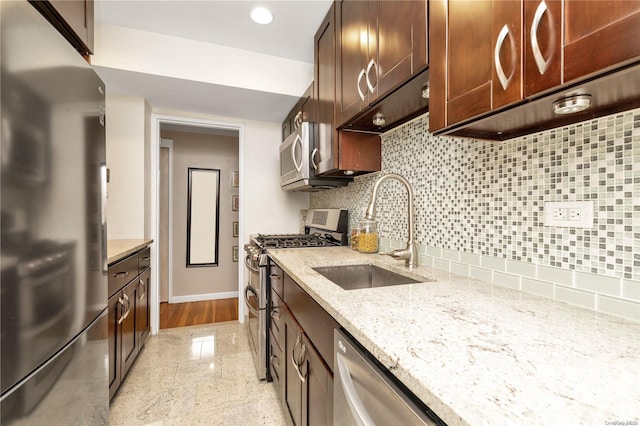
xmin=334 ymin=329 xmax=445 ymax=426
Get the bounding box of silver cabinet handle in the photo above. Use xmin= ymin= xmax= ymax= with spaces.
xmin=270 ymin=354 xmax=280 ymax=381
xmin=139 ymin=278 xmax=145 ymax=300
xmin=112 ymin=271 xmax=129 ymax=279
xmin=494 ymin=24 xmax=514 ymax=90
xmin=291 ymin=335 xmax=300 ymax=372
xmin=365 ymin=58 xmax=376 ymax=94
xmin=357 ymin=69 xmax=367 ymax=101
xmin=244 ymin=285 xmax=260 ymax=317
xmin=141 ymin=256 xmax=150 ymax=261
xmin=531 ymin=0 xmax=551 ymax=75
xmin=297 ymin=343 xmax=307 ymax=383
xmin=291 ymin=134 xmax=303 ymax=172
xmin=291 ymin=336 xmax=306 ymax=383
xmin=99 ymin=164 xmax=108 ymax=273
xmin=293 ymin=111 xmax=303 ymax=129
xmin=310 ymin=148 xmax=319 ymax=171
xmin=270 ymin=354 xmax=280 ymax=368
xmin=117 ymin=297 xmax=127 ymax=325
xmin=270 ymin=307 xmax=280 ymax=320
xmin=336 ymin=352 xmax=375 ymax=426
xmin=120 ymin=293 xmax=131 ymax=323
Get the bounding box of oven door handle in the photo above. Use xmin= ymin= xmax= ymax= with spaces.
xmin=244 ymin=285 xmax=261 ymax=317
xmin=244 ymin=255 xmax=259 ymax=273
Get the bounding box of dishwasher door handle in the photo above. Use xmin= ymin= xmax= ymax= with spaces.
xmin=336 ymin=352 xmax=376 ymax=426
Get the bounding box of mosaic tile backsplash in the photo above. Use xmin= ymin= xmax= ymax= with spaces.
xmin=311 ymin=108 xmax=640 ymax=309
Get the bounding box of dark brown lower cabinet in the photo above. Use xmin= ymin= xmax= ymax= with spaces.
xmin=283 ymin=308 xmax=332 ymax=426
xmin=108 ymin=247 xmax=151 ymax=400
xmin=108 ymin=278 xmax=138 ymax=400
xmin=301 ymin=333 xmax=332 ymax=425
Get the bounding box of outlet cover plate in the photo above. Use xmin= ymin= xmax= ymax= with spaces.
xmin=544 ymin=201 xmax=594 ymax=228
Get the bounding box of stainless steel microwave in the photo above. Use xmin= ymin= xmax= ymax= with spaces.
xmin=279 ymin=122 xmax=349 ymax=192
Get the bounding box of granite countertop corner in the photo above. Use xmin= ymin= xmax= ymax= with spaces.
xmin=107 ymin=239 xmax=154 ymax=265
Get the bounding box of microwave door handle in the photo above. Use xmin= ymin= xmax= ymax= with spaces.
xmin=336 ymin=352 xmax=375 ymax=426
xmin=291 ymin=134 xmax=303 ymax=172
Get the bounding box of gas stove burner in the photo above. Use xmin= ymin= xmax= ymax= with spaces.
xmin=254 ymin=233 xmax=339 ymax=250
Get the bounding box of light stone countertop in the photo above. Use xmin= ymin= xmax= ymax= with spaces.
xmin=267 ymin=247 xmax=639 ymax=426
xmin=107 ymin=239 xmax=153 ymax=265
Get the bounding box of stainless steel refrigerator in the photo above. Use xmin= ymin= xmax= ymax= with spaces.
xmin=1 ymin=1 xmax=109 ymax=423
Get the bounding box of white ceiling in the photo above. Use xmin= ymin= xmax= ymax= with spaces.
xmin=94 ymin=0 xmax=333 ymax=123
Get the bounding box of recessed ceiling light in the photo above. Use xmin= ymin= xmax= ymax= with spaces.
xmin=552 ymin=94 xmax=592 ymax=115
xmin=251 ymin=7 xmax=273 ymax=25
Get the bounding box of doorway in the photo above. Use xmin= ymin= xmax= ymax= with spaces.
xmin=150 ymin=114 xmax=245 ymax=333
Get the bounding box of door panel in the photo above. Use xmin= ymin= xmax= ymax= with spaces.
xmin=447 ymin=0 xmax=493 ymax=124
xmin=284 ymin=309 xmax=302 ymax=426
xmin=492 ymin=1 xmax=523 ymax=109
xmin=338 ymin=0 xmax=370 ymax=123
xmin=564 ymin=1 xmax=640 ymax=82
xmin=524 ymin=0 xmax=562 ymax=97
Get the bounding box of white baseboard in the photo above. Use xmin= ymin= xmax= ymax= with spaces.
xmin=169 ymin=291 xmax=239 ymax=304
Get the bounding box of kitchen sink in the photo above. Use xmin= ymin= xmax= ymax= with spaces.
xmin=312 ymin=264 xmax=425 ymax=290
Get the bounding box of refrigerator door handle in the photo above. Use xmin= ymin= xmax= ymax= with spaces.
xmin=100 ymin=163 xmax=108 ymax=273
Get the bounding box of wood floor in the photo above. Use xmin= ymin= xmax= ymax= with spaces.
xmin=159 ymin=298 xmax=238 ymax=329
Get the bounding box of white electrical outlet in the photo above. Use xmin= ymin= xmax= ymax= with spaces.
xmin=569 ymin=208 xmax=582 ymax=221
xmin=553 ymin=208 xmax=568 ymax=220
xmin=544 ymin=201 xmax=593 ymax=228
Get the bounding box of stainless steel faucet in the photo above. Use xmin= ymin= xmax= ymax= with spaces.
xmin=364 ymin=173 xmax=418 ymax=268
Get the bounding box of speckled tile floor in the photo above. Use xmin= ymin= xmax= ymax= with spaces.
xmin=109 ymin=321 xmax=288 ymax=425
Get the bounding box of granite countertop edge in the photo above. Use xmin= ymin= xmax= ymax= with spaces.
xmin=107 ymin=239 xmax=154 ymax=265
xmin=267 ymin=246 xmax=639 ymax=426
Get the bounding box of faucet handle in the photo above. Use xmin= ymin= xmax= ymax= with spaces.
xmin=379 ymin=249 xmax=410 ymax=260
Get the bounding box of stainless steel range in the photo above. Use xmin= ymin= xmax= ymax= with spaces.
xmin=243 ymin=209 xmax=348 ymax=380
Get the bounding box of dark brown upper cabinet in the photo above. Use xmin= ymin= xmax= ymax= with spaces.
xmin=337 ymin=0 xmax=429 ymax=130
xmin=314 ymin=3 xmax=381 ymax=178
xmin=282 ymin=83 xmax=314 ymax=141
xmin=563 ymin=1 xmax=640 ymax=83
xmin=30 ymin=0 xmax=94 ymax=56
xmin=430 ymin=0 xmax=640 ymax=140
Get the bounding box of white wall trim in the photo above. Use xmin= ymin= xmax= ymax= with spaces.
xmin=170 ymin=291 xmax=239 ymax=304
xmin=159 ymin=139 xmax=174 ymax=304
xmin=150 ymin=113 xmax=245 ymax=336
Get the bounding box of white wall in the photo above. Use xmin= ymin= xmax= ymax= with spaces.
xmin=105 ymin=95 xmax=148 ymax=239
xmin=93 ymin=24 xmax=314 ymax=97
xmin=242 ymin=120 xmax=311 ymax=236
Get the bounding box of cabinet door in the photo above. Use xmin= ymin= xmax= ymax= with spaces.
xmin=523 ymin=0 xmax=562 ymax=97
xmin=120 ymin=280 xmax=138 ymax=378
xmin=300 ymin=334 xmax=332 ymax=426
xmin=563 ymin=1 xmax=640 ymax=83
xmin=446 ymin=0 xmax=493 ymax=125
xmin=136 ymin=268 xmax=151 ymax=346
xmin=337 ymin=0 xmax=370 ymax=123
xmin=107 ymin=294 xmax=121 ymax=400
xmin=315 ymin=5 xmax=339 ymax=176
xmin=492 ymin=1 xmax=523 ymax=109
xmin=283 ymin=309 xmax=303 ymax=426
xmin=373 ymin=1 xmax=428 ymax=100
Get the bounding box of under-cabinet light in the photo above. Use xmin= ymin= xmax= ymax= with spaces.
xmin=552 ymin=94 xmax=592 ymax=115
